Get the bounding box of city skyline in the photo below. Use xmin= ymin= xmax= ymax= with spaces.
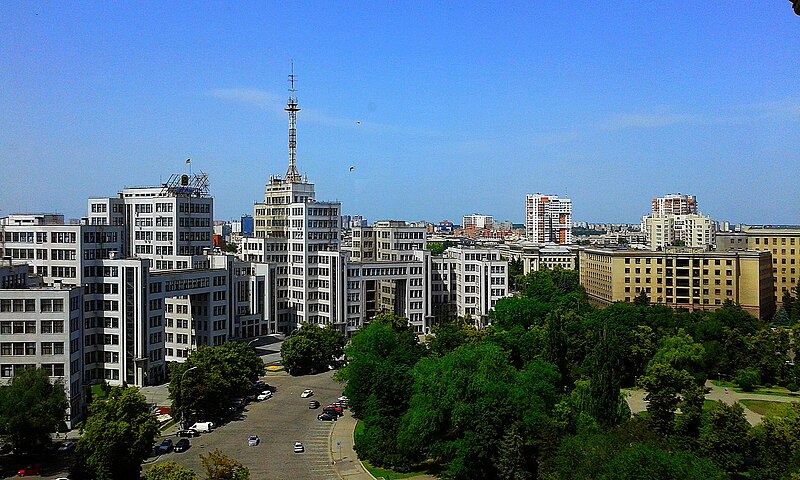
xmin=2 ymin=3 xmax=799 ymax=225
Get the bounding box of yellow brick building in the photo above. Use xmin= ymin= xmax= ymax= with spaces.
xmin=716 ymin=227 xmax=800 ymax=305
xmin=580 ymin=248 xmax=774 ymax=320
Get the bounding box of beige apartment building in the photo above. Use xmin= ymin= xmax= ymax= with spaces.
xmin=580 ymin=248 xmax=774 ymax=320
xmin=717 ymin=227 xmax=800 ymax=305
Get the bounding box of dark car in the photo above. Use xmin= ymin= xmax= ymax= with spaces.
xmin=174 ymin=438 xmax=190 ymax=453
xmin=156 ymin=439 xmax=173 ymax=454
xmin=323 ymin=405 xmax=344 ymax=416
xmin=176 ymin=429 xmax=199 ymax=438
xmin=317 ymin=413 xmax=338 ymax=421
xmin=308 ymin=400 xmax=320 ymax=409
xmin=58 ymin=440 xmax=76 ymax=453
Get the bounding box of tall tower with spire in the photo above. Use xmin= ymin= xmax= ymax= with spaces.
xmin=253 ymin=68 xmax=316 ymax=239
xmin=284 ymin=67 xmax=302 ymax=183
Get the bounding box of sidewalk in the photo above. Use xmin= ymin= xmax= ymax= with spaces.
xmin=330 ymin=413 xmax=374 ymax=480
xmin=624 ymin=382 xmax=800 ymax=426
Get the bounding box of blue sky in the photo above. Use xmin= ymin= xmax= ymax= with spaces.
xmin=1 ymin=2 xmax=798 ymax=225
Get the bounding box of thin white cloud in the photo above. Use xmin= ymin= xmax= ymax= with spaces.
xmin=209 ymin=87 xmax=407 ymax=133
xmin=208 ymin=88 xmax=284 ymax=112
xmin=603 ymin=112 xmax=697 ymax=131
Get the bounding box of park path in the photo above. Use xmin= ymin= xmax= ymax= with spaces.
xmin=625 ymin=381 xmax=800 ymax=426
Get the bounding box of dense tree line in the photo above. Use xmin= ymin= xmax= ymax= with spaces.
xmin=280 ymin=323 xmax=346 ymax=375
xmin=169 ymin=341 xmax=265 ymax=424
xmin=337 ymin=268 xmax=800 ymax=479
xmin=0 ymin=367 xmax=68 ymax=454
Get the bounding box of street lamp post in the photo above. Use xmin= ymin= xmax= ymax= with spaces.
xmin=179 ymin=366 xmax=198 ymax=430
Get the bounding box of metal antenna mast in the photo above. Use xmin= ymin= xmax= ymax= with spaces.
xmin=285 ymin=63 xmax=302 ymax=183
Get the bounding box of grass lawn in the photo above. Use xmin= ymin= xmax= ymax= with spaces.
xmin=362 ymin=461 xmax=428 ymax=480
xmin=740 ymin=400 xmax=798 ymax=417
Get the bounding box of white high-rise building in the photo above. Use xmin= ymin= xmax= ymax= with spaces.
xmin=525 ymin=194 xmax=572 ymax=244
xmin=652 ymin=193 xmax=698 ymax=216
xmin=462 ymin=214 xmax=493 ymax=230
xmin=641 ymin=194 xmax=715 ymax=251
xmin=250 ymin=73 xmax=341 ymax=332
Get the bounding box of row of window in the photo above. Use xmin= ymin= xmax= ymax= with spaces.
xmin=0 ymin=342 xmax=64 ymax=356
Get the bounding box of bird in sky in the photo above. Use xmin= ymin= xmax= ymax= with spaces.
xmin=349 ymin=166 xmax=355 ymax=172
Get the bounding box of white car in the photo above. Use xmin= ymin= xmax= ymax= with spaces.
xmin=256 ymin=390 xmax=273 ymax=401
xmin=294 ymin=441 xmax=304 ymax=453
xmin=301 ymin=389 xmax=313 ymax=398
xmin=248 ymin=435 xmax=260 ymax=447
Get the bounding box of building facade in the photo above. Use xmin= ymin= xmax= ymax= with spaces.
xmin=525 ymin=194 xmax=572 ymax=244
xmin=580 ymin=248 xmax=774 ymax=319
xmin=717 ymin=226 xmax=800 ymax=305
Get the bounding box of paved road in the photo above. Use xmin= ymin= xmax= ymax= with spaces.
xmin=147 ymin=369 xmax=344 ymax=480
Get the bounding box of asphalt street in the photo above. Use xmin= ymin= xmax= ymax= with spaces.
xmin=146 ymin=369 xmax=344 ymax=480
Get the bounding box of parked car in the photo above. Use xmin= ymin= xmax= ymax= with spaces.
xmin=334 ymin=401 xmax=348 ymax=409
xmin=338 ymin=395 xmax=349 ymax=403
xmin=317 ymin=413 xmax=338 ymax=421
xmin=174 ymin=439 xmax=190 ymax=453
xmin=176 ymin=428 xmax=199 ymax=438
xmin=323 ymin=405 xmax=344 ymax=416
xmin=301 ymin=389 xmax=313 ymax=398
xmin=18 ymin=465 xmax=42 ymax=476
xmin=156 ymin=439 xmax=173 ymax=455
xmin=58 ymin=441 xmax=76 ymax=453
xmin=256 ymin=390 xmax=273 ymax=401
xmin=248 ymin=435 xmax=260 ymax=447
xmin=190 ymin=422 xmax=214 ymax=432
xmin=308 ymin=400 xmax=320 ymax=409
xmin=294 ymin=441 xmax=304 ymax=453
xmin=252 ymin=380 xmax=267 ymax=391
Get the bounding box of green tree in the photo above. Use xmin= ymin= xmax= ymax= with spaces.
xmin=144 ymin=461 xmax=198 ymax=480
xmin=169 ymin=341 xmax=265 ymax=423
xmin=223 ymin=243 xmax=238 ymax=253
xmin=495 ymin=423 xmax=531 ymax=480
xmin=200 ymin=449 xmax=250 ymax=480
xmin=427 ymin=242 xmax=446 ymax=256
xmin=336 ymin=313 xmax=425 ymax=468
xmin=71 ymin=386 xmax=160 ymax=480
xmin=586 ymin=322 xmax=627 ymax=428
xmin=397 ymin=344 xmax=559 ymax=479
xmin=597 ymin=443 xmax=727 ymax=480
xmin=633 ymin=290 xmax=650 ymax=306
xmin=699 ymin=401 xmax=750 ymax=475
xmin=0 ymin=367 xmax=68 ymax=454
xmin=735 ymin=368 xmax=761 ymax=392
xmin=650 ymin=329 xmax=705 ymax=374
xmin=638 ymin=363 xmax=695 ymax=435
xmin=747 ymin=402 xmax=800 ymax=479
xmin=428 ymin=318 xmax=479 ymax=357
xmin=280 ymin=323 xmax=346 ymax=375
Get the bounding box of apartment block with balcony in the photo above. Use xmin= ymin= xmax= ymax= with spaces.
xmin=717 ymin=226 xmax=800 ymax=305
xmin=580 ymin=248 xmax=774 ymax=320
xmin=525 ymin=194 xmax=572 ymax=244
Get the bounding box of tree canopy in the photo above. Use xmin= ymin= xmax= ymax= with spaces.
xmin=169 ymin=341 xmax=265 ymax=423
xmin=0 ymin=367 xmax=68 ymax=454
xmin=333 ymin=267 xmax=799 ymax=479
xmin=71 ymin=386 xmax=160 ymax=480
xmin=280 ymin=323 xmax=346 ymax=375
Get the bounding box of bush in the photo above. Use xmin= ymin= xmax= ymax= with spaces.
xmin=735 ymin=369 xmax=761 ymax=392
xmin=787 ymin=383 xmax=799 ymax=392
xmin=764 ymin=383 xmax=772 ymax=389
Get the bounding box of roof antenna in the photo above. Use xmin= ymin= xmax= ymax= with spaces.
xmin=285 ymin=61 xmax=302 ymax=183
